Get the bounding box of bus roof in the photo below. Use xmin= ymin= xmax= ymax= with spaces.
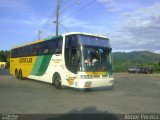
xmin=11 ymin=32 xmax=108 ymax=49
xmin=63 ymin=32 xmax=108 ymax=39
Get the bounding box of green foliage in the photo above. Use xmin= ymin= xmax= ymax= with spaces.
xmin=113 ymin=51 xmax=160 ymax=72
xmin=0 ymin=50 xmax=10 ymax=62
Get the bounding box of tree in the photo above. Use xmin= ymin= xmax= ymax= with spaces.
xmin=0 ymin=50 xmax=10 ymax=62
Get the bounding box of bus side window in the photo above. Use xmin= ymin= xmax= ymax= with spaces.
xmin=43 ymin=44 xmax=49 ymax=54
xmin=38 ymin=42 xmax=49 ymax=55
xmin=58 ymin=39 xmax=62 ymax=52
xmin=22 ymin=47 xmax=26 ymax=57
xmin=29 ymin=45 xmax=34 ymax=56
xmin=54 ymin=38 xmax=62 ymax=53
xmin=48 ymin=40 xmax=54 ymax=54
xmin=26 ymin=45 xmax=30 ymax=56
xmin=32 ymin=44 xmax=39 ymax=55
xmin=11 ymin=49 xmax=16 ymax=58
xmin=15 ymin=49 xmax=18 ymax=57
xmin=19 ymin=48 xmax=22 ymax=57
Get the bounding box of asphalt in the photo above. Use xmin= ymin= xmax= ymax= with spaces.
xmin=0 ymin=69 xmax=160 ymax=114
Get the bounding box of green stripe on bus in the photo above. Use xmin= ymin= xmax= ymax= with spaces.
xmin=36 ymin=55 xmax=52 ymax=76
xmin=30 ymin=55 xmax=52 ymax=76
xmin=30 ymin=56 xmax=44 ymax=75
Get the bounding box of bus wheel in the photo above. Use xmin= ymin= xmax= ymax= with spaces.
xmin=18 ymin=70 xmax=23 ymax=80
xmin=15 ymin=69 xmax=19 ymax=79
xmin=54 ymin=74 xmax=62 ymax=89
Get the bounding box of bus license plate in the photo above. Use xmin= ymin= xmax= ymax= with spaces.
xmin=84 ymin=81 xmax=92 ymax=87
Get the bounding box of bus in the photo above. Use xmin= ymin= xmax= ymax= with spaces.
xmin=10 ymin=32 xmax=114 ymax=89
xmin=0 ymin=62 xmax=7 ymax=69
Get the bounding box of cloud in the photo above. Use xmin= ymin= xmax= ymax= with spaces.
xmin=97 ymin=0 xmax=118 ymax=12
xmin=109 ymin=2 xmax=160 ymax=52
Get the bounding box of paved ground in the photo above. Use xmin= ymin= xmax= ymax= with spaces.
xmin=0 ymin=69 xmax=160 ymax=114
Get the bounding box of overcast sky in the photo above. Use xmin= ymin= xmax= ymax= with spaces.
xmin=0 ymin=0 xmax=160 ymax=52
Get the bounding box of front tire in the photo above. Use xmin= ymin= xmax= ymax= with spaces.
xmin=54 ymin=74 xmax=62 ymax=89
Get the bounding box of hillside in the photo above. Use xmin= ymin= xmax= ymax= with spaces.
xmin=112 ymin=51 xmax=160 ymax=72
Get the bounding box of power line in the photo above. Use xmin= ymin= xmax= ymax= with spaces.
xmin=59 ymin=2 xmax=81 ymax=15
xmin=42 ymin=9 xmax=56 ymax=30
xmin=41 ymin=0 xmax=96 ymax=34
xmin=61 ymin=0 xmax=96 ymax=23
xmin=42 ymin=0 xmax=65 ymax=30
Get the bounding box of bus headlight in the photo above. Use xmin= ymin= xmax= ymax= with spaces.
xmin=108 ymin=74 xmax=113 ymax=78
xmin=102 ymin=74 xmax=113 ymax=78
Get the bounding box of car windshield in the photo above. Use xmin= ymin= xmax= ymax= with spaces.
xmin=81 ymin=47 xmax=112 ymax=72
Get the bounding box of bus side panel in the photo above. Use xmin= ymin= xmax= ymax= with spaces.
xmin=30 ymin=55 xmax=52 ymax=76
xmin=10 ymin=56 xmax=37 ymax=78
xmin=10 ymin=58 xmax=14 ymax=75
xmin=28 ymin=54 xmax=68 ymax=85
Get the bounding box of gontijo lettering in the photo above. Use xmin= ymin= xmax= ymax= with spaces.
xmin=19 ymin=58 xmax=32 ymax=63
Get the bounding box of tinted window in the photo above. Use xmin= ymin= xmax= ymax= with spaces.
xmin=78 ymin=35 xmax=110 ymax=48
xmin=65 ymin=35 xmax=77 ymax=48
xmin=11 ymin=37 xmax=63 ymax=58
xmin=65 ymin=35 xmax=79 ymax=73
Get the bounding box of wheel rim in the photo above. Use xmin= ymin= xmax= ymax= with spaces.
xmin=15 ymin=71 xmax=18 ymax=78
xmin=55 ymin=79 xmax=61 ymax=87
xmin=55 ymin=76 xmax=61 ymax=89
xmin=19 ymin=73 xmax=22 ymax=78
xmin=19 ymin=71 xmax=22 ymax=79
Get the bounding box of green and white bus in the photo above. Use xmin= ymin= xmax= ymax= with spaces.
xmin=10 ymin=32 xmax=114 ymax=89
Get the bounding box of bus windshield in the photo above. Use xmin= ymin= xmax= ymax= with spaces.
xmin=81 ymin=47 xmax=112 ymax=72
xmin=64 ymin=34 xmax=112 ymax=74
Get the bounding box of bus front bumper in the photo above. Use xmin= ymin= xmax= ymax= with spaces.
xmin=75 ymin=77 xmax=114 ymax=89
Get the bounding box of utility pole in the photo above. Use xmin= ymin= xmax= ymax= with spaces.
xmin=56 ymin=0 xmax=60 ymax=36
xmin=55 ymin=0 xmax=80 ymax=35
xmin=38 ymin=30 xmax=42 ymax=39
